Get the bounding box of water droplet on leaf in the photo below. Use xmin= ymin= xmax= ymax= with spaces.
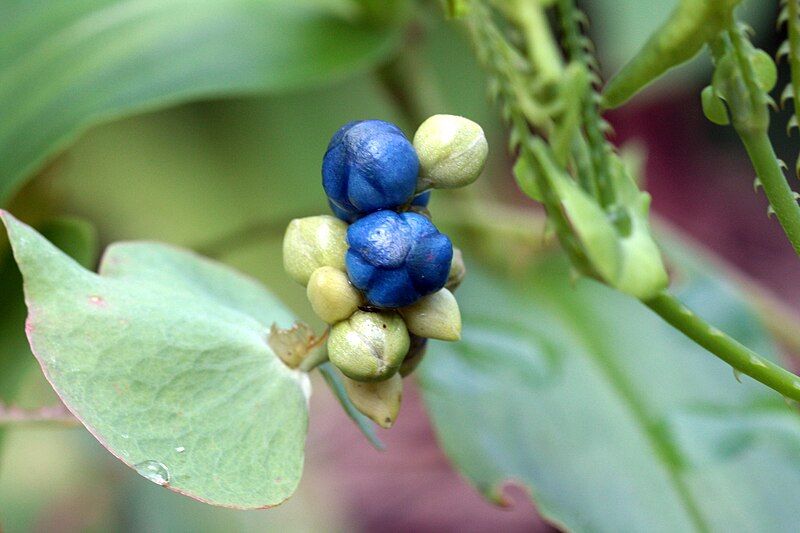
xmin=175 ymin=446 xmax=186 ymax=453
xmin=135 ymin=460 xmax=170 ymax=486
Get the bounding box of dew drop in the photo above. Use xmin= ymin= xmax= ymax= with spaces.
xmin=135 ymin=460 xmax=170 ymax=486
xmin=175 ymin=446 xmax=186 ymax=453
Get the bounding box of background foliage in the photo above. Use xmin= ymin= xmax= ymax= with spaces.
xmin=2 ymin=0 xmax=799 ymax=530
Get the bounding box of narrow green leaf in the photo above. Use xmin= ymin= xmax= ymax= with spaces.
xmin=0 ymin=210 xmax=310 ymax=508
xmin=601 ymin=0 xmax=741 ymax=108
xmin=318 ymin=362 xmax=385 ymax=451
xmin=418 ymin=251 xmax=800 ymax=531
xmin=0 ymin=0 xmax=403 ymax=204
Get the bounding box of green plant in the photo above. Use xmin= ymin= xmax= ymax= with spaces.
xmin=3 ymin=0 xmax=800 ymax=530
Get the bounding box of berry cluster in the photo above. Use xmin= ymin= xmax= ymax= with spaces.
xmin=283 ymin=115 xmax=487 ymax=427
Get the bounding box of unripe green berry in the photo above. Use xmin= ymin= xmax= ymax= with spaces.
xmin=328 ymin=310 xmax=410 ymax=382
xmin=307 ymin=266 xmax=362 ymax=324
xmin=400 ymin=288 xmax=461 ymax=341
xmin=341 ymin=371 xmax=403 ymax=428
xmin=283 ymin=215 xmax=348 ymax=286
xmin=413 ymin=114 xmax=488 ymax=191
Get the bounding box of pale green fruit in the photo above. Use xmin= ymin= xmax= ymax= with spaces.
xmin=282 ymin=215 xmax=348 ymax=286
xmin=328 ymin=310 xmax=410 ymax=382
xmin=400 ymin=288 xmax=461 ymax=341
xmin=413 ymin=114 xmax=488 ymax=191
xmin=307 ymin=266 xmax=362 ymax=324
xmin=341 ymin=371 xmax=403 ymax=428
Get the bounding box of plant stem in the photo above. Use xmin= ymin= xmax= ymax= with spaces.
xmin=554 ymin=0 xmax=615 ymax=207
xmin=0 ymin=402 xmax=79 ymax=427
xmin=739 ymin=129 xmax=800 ymax=255
xmin=718 ymin=23 xmax=800 ymax=255
xmin=298 ymin=341 xmax=329 ymax=372
xmin=195 ymin=217 xmax=289 ymax=259
xmin=375 ymin=22 xmax=445 ymax=128
xmin=496 ymin=0 xmax=562 ymax=81
xmin=655 ymin=217 xmax=800 ymax=357
xmin=645 ymin=291 xmax=800 ymax=401
xmin=787 ymin=0 xmax=800 ymax=143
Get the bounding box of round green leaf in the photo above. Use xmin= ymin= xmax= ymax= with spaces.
xmin=701 ymin=85 xmax=730 ymax=125
xmin=0 ymin=0 xmax=404 ymax=205
xmin=749 ymin=49 xmax=778 ymax=93
xmin=0 ymin=211 xmax=310 ymax=508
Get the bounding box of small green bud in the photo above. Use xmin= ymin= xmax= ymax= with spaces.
xmin=307 ymin=266 xmax=363 ymax=324
xmin=400 ymin=288 xmax=461 ymax=341
xmin=413 ymin=114 xmax=488 ymax=191
xmin=283 ymin=215 xmax=348 ymax=286
xmin=445 ymin=247 xmax=466 ymax=292
xmin=328 ymin=310 xmax=410 ymax=382
xmin=341 ymin=371 xmax=403 ymax=428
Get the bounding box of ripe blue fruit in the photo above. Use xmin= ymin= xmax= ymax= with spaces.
xmin=323 ymin=120 xmax=419 ymax=221
xmin=346 ymin=210 xmax=452 ymax=308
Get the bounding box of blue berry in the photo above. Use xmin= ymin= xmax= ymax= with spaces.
xmin=323 ymin=120 xmax=419 ymax=221
xmin=346 ymin=210 xmax=452 ymax=308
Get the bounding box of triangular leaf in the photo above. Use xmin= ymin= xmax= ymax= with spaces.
xmin=1 ymin=211 xmax=309 ymax=508
xmin=419 ymin=249 xmax=800 ymax=531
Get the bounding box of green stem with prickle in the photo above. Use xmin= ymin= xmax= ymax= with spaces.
xmin=459 ymin=1 xmax=800 ymax=401
xmin=788 ymin=0 xmax=800 ymax=135
xmin=645 ymin=291 xmax=800 ymax=401
xmin=739 ymin=130 xmax=800 ymax=254
xmin=555 ymin=0 xmax=614 ymax=207
xmin=720 ymin=24 xmax=800 ymax=255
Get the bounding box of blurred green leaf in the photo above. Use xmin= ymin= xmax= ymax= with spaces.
xmin=0 ymin=0 xmax=405 ymax=205
xmin=1 ymin=211 xmax=310 ymax=508
xmin=418 ymin=248 xmax=800 ymax=531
